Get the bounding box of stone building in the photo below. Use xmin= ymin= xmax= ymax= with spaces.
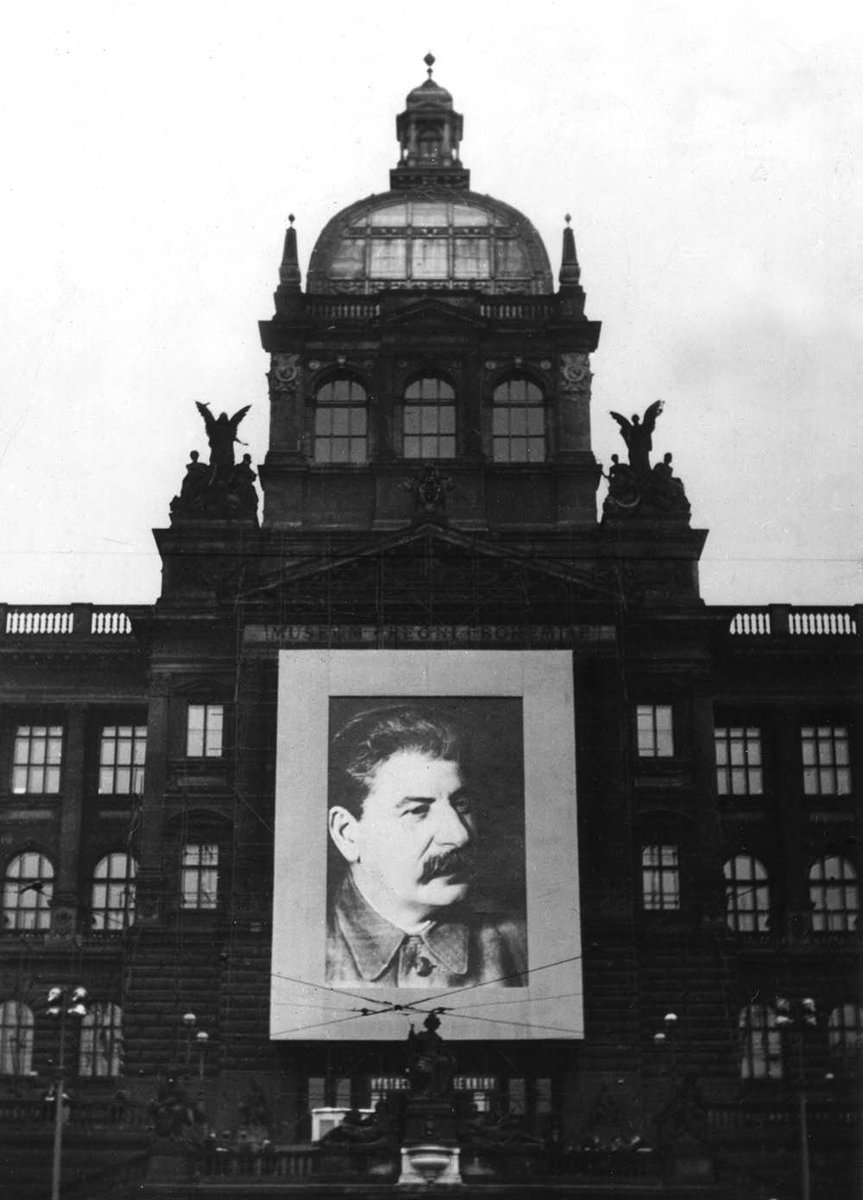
xmin=0 ymin=59 xmax=860 ymax=1199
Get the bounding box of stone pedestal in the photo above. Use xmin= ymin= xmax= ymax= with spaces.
xmin=398 ymin=1143 xmax=461 ymax=1185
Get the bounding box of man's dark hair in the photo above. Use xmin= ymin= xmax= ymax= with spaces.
xmin=328 ymin=705 xmax=463 ymax=819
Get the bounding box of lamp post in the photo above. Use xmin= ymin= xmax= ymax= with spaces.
xmin=653 ymin=1011 xmax=679 ymax=1079
xmin=47 ymin=985 xmax=89 ymax=1200
xmin=195 ymin=1030 xmax=209 ymax=1107
xmin=182 ymin=1011 xmax=197 ymax=1066
xmin=774 ymin=996 xmax=817 ymax=1200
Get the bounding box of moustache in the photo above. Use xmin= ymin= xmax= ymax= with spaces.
xmin=419 ymin=848 xmax=476 ymax=886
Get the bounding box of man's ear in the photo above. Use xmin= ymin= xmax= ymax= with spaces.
xmin=328 ymin=805 xmax=361 ymax=863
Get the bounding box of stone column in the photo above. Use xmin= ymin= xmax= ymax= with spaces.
xmin=52 ymin=706 xmax=86 ymax=936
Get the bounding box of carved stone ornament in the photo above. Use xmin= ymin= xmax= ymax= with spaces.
xmin=559 ymin=352 xmax=592 ymax=398
xmin=269 ymin=353 xmax=301 ymax=394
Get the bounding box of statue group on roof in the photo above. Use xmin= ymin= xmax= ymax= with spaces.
xmin=602 ymin=401 xmax=690 ymax=520
xmin=170 ymin=403 xmax=259 ymax=521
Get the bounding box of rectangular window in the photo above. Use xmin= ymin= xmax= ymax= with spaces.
xmin=715 ymin=726 xmax=763 ymax=795
xmin=182 ymin=843 xmax=219 ymax=910
xmin=636 ymin=705 xmax=674 ymax=758
xmin=801 ymin=725 xmax=851 ymax=795
xmin=641 ymin=845 xmax=680 ymax=910
xmin=98 ymin=725 xmax=147 ymax=794
xmin=12 ymin=725 xmax=63 ymax=794
xmin=186 ymin=704 xmax=224 ymax=758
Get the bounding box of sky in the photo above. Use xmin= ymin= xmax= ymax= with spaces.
xmin=0 ymin=1 xmax=860 ymax=607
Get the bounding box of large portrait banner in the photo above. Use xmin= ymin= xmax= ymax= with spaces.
xmin=271 ymin=650 xmax=582 ymax=1041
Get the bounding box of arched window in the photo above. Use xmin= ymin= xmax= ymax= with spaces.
xmin=739 ymin=1004 xmax=783 ymax=1079
xmin=492 ymin=377 xmax=545 ymax=462
xmin=827 ymin=1004 xmax=863 ymax=1068
xmin=809 ymin=856 xmax=858 ymax=932
xmin=314 ymin=378 xmax=368 ymax=464
xmin=401 ymin=377 xmax=455 ymax=459
xmin=724 ymin=855 xmax=770 ymax=933
xmin=0 ymin=1001 xmax=34 ymax=1075
xmin=91 ymin=854 xmax=137 ymax=931
xmin=640 ymin=844 xmax=680 ymax=911
xmin=79 ymin=1002 xmax=123 ymax=1077
xmin=3 ymin=853 xmax=54 ymax=931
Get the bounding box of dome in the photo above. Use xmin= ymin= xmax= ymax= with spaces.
xmin=307 ymin=187 xmax=554 ymax=296
xmin=405 ymin=76 xmax=454 ymax=109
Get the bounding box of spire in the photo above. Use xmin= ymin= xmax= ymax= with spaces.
xmin=274 ymin=214 xmax=302 ymax=315
xmin=390 ymin=54 xmax=469 ymax=190
xmin=558 ymin=213 xmax=586 ymax=315
xmin=279 ymin=214 xmax=301 ymax=288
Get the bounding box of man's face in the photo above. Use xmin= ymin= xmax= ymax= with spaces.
xmin=331 ymin=749 xmax=477 ymax=926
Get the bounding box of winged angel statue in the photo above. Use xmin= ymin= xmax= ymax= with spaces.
xmin=609 ymin=400 xmax=664 ymax=478
xmin=195 ymin=402 xmax=251 ymax=482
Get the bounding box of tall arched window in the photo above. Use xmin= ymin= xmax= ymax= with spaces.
xmin=724 ymin=855 xmax=770 ymax=932
xmin=79 ymin=1002 xmax=123 ymax=1077
xmin=91 ymin=854 xmax=137 ymax=931
xmin=3 ymin=853 xmax=54 ymax=931
xmin=739 ymin=1004 xmax=783 ymax=1079
xmin=401 ymin=377 xmax=455 ymax=458
xmin=0 ymin=1001 xmax=34 ymax=1075
xmin=314 ymin=378 xmax=368 ymax=463
xmin=809 ymin=856 xmax=858 ymax=932
xmin=492 ymin=377 xmax=545 ymax=462
xmin=827 ymin=1004 xmax=863 ymax=1069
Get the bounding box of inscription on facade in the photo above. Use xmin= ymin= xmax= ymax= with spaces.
xmin=244 ymin=624 xmax=615 ymax=646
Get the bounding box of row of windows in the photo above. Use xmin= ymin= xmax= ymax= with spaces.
xmin=9 ymin=708 xmax=850 ymax=798
xmin=0 ymin=1000 xmax=122 ymax=1077
xmin=2 ymin=995 xmax=858 ymax=1082
xmin=635 ymin=707 xmax=852 ymax=799
xmin=739 ymin=1002 xmax=862 ymax=1079
xmin=7 ymin=705 xmax=225 ymax=796
xmin=642 ymin=848 xmax=858 ymax=932
xmin=2 ymin=846 xmax=220 ymax=931
xmin=312 ymin=374 xmax=547 ymax=464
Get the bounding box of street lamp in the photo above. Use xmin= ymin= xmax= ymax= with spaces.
xmin=46 ymin=985 xmax=89 ymax=1200
xmin=653 ymin=1011 xmax=679 ymax=1076
xmin=182 ymin=1011 xmax=198 ymax=1066
xmin=773 ymin=996 xmax=817 ymax=1200
xmin=195 ymin=1030 xmax=209 ymax=1106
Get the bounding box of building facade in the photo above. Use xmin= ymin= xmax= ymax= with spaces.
xmin=0 ymin=62 xmax=860 ymax=1199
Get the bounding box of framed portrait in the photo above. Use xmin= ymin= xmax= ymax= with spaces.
xmin=271 ymin=650 xmax=582 ymax=1041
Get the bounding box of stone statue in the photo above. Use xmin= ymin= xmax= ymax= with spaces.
xmin=229 ymin=454 xmax=259 ymax=517
xmin=406 ymin=1012 xmax=455 ymax=1098
xmin=195 ymin=402 xmax=252 ymax=484
xmin=601 ymin=406 xmax=691 ymax=523
xmin=651 ymin=452 xmax=690 ymax=514
xmin=609 ymin=400 xmax=664 ymax=478
xmin=170 ymin=406 xmax=259 ymax=523
xmin=601 ymin=453 xmax=641 ymax=516
xmin=179 ymin=451 xmax=209 ymax=506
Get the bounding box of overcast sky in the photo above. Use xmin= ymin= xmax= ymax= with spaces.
xmin=0 ymin=1 xmax=860 ymax=607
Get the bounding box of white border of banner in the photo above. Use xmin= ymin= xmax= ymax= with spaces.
xmin=271 ymin=650 xmax=582 ymax=1041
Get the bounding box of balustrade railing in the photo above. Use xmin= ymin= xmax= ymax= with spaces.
xmin=1 ymin=605 xmax=142 ymax=641
xmin=729 ymin=606 xmax=859 ymax=637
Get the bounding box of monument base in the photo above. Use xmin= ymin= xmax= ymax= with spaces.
xmin=398 ymin=1143 xmax=461 ymax=1185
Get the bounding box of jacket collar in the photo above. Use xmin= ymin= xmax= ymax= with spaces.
xmin=335 ymin=874 xmax=469 ymax=981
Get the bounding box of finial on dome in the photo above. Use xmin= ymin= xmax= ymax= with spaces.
xmin=424 ymin=52 xmax=436 ymax=78
xmin=288 ymin=213 xmax=295 ymax=226
xmin=565 ymin=213 xmax=572 ymax=225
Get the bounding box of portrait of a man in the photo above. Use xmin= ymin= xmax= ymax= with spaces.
xmin=325 ymin=700 xmax=528 ymax=988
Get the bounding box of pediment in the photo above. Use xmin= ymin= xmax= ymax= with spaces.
xmin=378 ymin=296 xmax=486 ymax=329
xmin=243 ymin=523 xmax=616 ymax=622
